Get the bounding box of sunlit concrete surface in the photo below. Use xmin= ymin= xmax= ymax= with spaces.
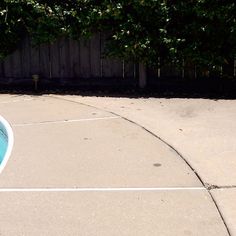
xmin=0 ymin=94 xmax=232 ymax=235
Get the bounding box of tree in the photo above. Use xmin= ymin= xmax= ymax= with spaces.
xmin=0 ymin=0 xmax=65 ymax=59
xmin=166 ymin=0 xmax=236 ymax=71
xmin=0 ymin=0 xmax=236 ymax=76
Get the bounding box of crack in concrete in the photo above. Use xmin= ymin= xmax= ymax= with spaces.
xmin=206 ymin=184 xmax=221 ymax=190
xmin=206 ymin=183 xmax=236 ymax=190
xmin=50 ymin=95 xmax=231 ymax=236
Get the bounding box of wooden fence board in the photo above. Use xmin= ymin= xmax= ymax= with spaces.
xmin=58 ymin=38 xmax=70 ymax=78
xmin=68 ymin=39 xmax=80 ymax=78
xmin=112 ymin=59 xmax=123 ymax=78
xmin=79 ymin=38 xmax=91 ymax=78
xmin=223 ymin=59 xmax=234 ymax=77
xmin=0 ymin=62 xmax=3 ymax=77
xmin=161 ymin=64 xmax=181 ymax=77
xmin=3 ymin=55 xmax=12 ymax=78
xmin=124 ymin=61 xmax=135 ymax=78
xmin=100 ymin=33 xmax=123 ymax=78
xmin=181 ymin=60 xmax=194 ymax=79
xmin=39 ymin=44 xmax=51 ymax=78
xmin=11 ymin=49 xmax=22 ymax=78
xmin=100 ymin=33 xmax=108 ymax=77
xmin=147 ymin=67 xmax=158 ymax=79
xmin=90 ymin=33 xmax=101 ymax=78
xmin=30 ymin=41 xmax=40 ymax=76
xmin=50 ymin=40 xmax=60 ymax=78
xmin=21 ymin=37 xmax=31 ymax=78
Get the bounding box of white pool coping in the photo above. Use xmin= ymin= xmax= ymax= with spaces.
xmin=0 ymin=116 xmax=14 ymax=174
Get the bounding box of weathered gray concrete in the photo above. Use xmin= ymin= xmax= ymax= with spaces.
xmin=0 ymin=95 xmax=112 ymax=125
xmin=211 ymin=189 xmax=236 ymax=236
xmin=0 ymin=116 xmax=200 ymax=188
xmin=0 ymin=191 xmax=228 ymax=236
xmin=66 ymin=96 xmax=236 ymax=187
xmin=52 ymin=95 xmax=236 ymax=235
xmin=0 ymin=94 xmax=231 ymax=235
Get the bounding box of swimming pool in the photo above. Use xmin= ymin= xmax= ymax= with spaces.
xmin=0 ymin=116 xmax=13 ymax=173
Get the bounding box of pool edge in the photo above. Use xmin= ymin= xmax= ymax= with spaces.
xmin=0 ymin=116 xmax=14 ymax=174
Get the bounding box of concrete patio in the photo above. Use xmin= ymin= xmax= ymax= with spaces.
xmin=0 ymin=94 xmax=235 ymax=235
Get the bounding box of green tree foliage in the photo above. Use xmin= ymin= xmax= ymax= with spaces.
xmin=166 ymin=0 xmax=236 ymax=70
xmin=0 ymin=0 xmax=236 ymax=72
xmin=0 ymin=0 xmax=27 ymax=59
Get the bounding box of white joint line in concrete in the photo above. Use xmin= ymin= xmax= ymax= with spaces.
xmin=0 ymin=187 xmax=206 ymax=192
xmin=12 ymin=116 xmax=120 ymax=127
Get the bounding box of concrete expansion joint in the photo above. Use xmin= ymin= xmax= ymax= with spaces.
xmin=205 ymin=183 xmax=221 ymax=190
xmin=205 ymin=183 xmax=236 ymax=191
xmin=49 ymin=96 xmax=232 ymax=236
xmin=12 ymin=116 xmax=119 ymax=127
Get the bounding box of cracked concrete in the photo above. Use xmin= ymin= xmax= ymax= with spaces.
xmin=53 ymin=95 xmax=236 ymax=235
xmin=62 ymin=96 xmax=236 ymax=187
xmin=0 ymin=94 xmax=235 ymax=235
xmin=211 ymin=189 xmax=236 ymax=235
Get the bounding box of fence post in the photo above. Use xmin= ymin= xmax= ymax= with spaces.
xmin=139 ymin=63 xmax=147 ymax=89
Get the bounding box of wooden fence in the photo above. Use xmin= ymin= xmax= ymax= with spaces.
xmin=0 ymin=34 xmax=136 ymax=83
xmin=0 ymin=33 xmax=235 ymax=87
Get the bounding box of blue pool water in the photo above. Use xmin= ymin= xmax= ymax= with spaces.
xmin=0 ymin=116 xmax=13 ymax=173
xmin=0 ymin=123 xmax=8 ymax=164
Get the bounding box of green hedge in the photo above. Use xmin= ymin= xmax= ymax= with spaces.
xmin=1 ymin=0 xmax=236 ymax=73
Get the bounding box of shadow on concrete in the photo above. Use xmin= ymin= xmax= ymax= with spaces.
xmin=1 ymin=77 xmax=236 ymax=100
